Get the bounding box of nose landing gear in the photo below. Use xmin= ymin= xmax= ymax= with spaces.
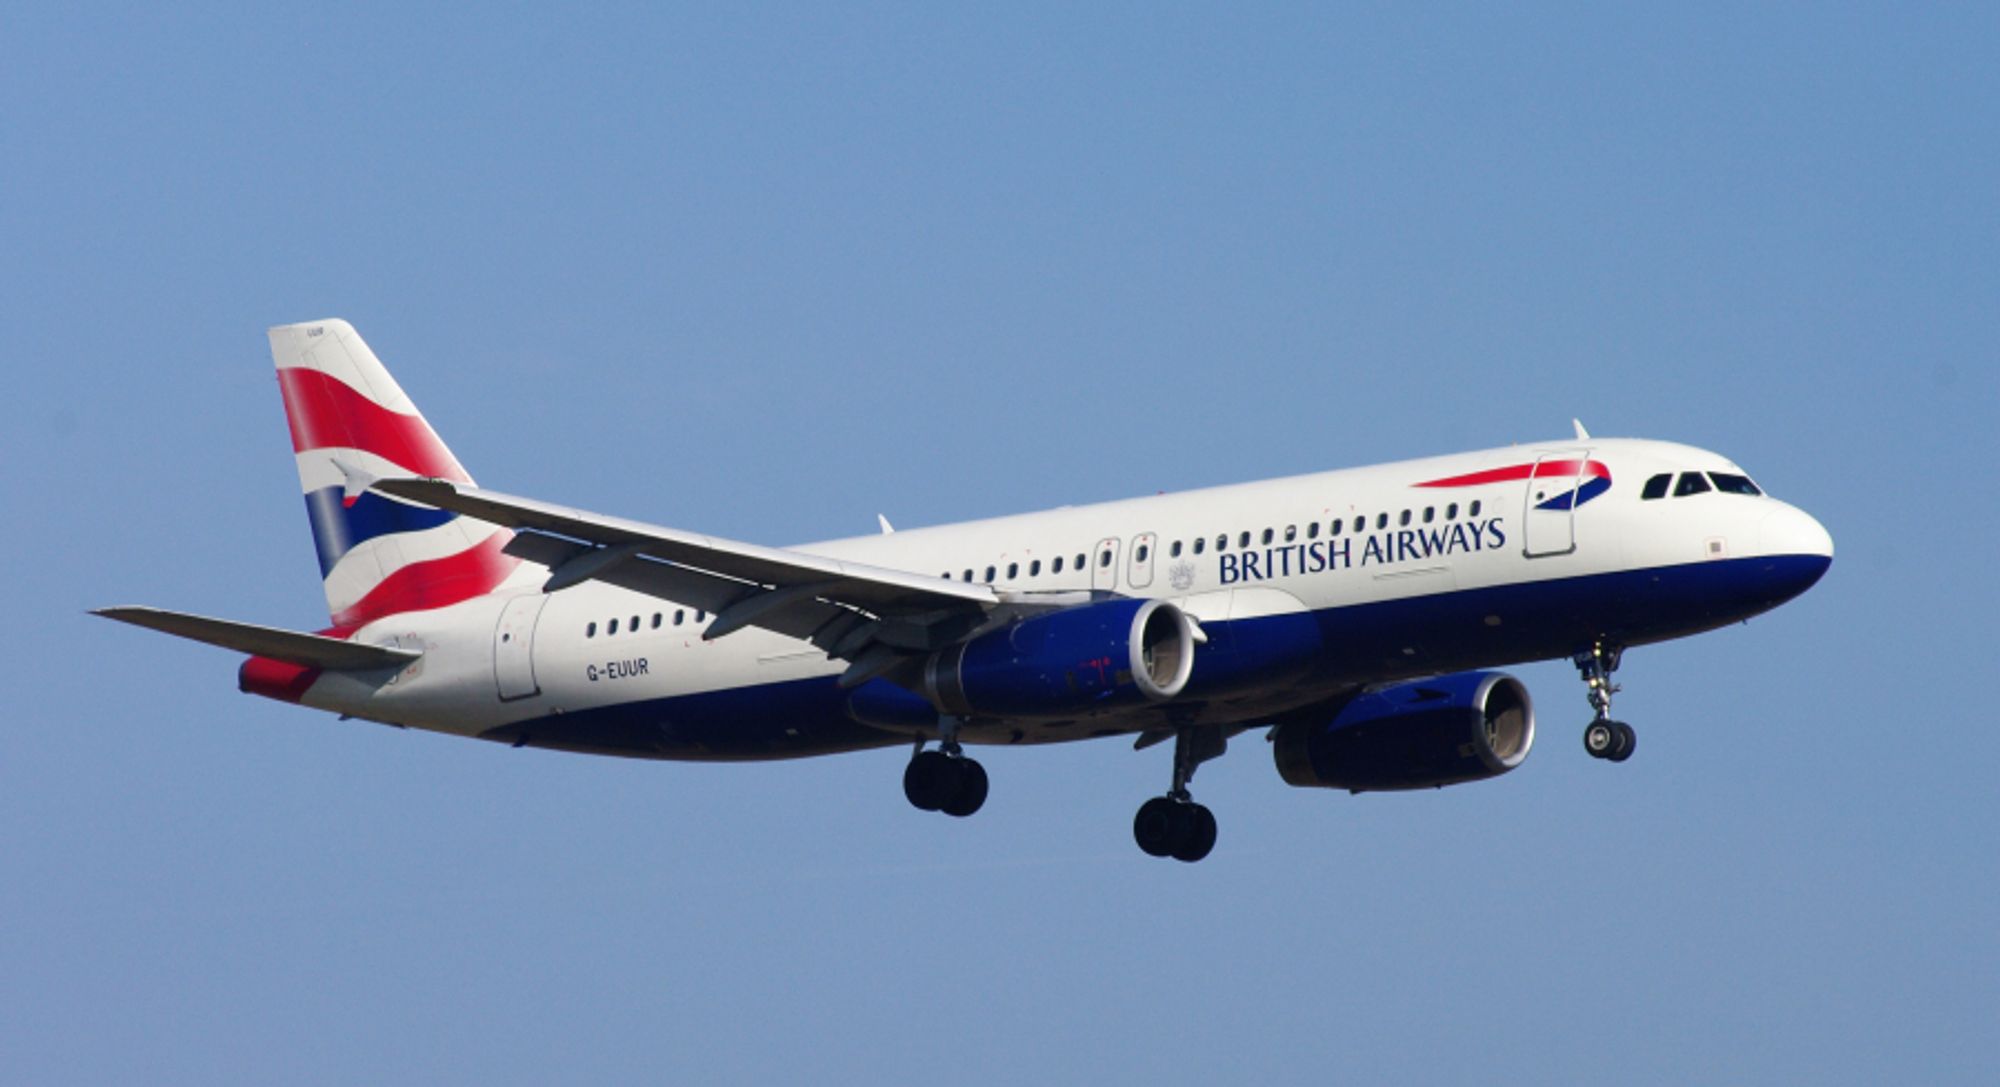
xmin=1574 ymin=641 xmax=1636 ymax=762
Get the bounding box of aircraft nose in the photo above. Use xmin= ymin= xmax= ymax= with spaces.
xmin=1754 ymin=503 xmax=1834 ymax=603
xmin=1759 ymin=503 xmax=1834 ymax=560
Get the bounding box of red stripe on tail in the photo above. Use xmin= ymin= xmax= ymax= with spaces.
xmin=329 ymin=532 xmax=519 ymax=630
xmin=277 ymin=368 xmax=469 ymax=480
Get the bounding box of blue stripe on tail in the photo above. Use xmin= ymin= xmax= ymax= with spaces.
xmin=304 ymin=487 xmax=458 ymax=575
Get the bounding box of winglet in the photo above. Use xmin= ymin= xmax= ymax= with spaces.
xmin=877 ymin=514 xmax=895 ymax=535
xmin=1572 ymin=418 xmax=1591 ymax=440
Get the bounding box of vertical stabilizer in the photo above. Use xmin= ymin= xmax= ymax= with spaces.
xmin=269 ymin=319 xmax=519 ymax=630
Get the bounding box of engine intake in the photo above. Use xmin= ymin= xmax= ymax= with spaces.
xmin=925 ymin=598 xmax=1195 ymax=718
xmin=1273 ymin=671 xmax=1535 ymax=792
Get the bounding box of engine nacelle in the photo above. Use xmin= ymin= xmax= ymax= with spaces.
xmin=924 ymin=598 xmax=1196 ymax=718
xmin=1272 ymin=671 xmax=1535 ymax=792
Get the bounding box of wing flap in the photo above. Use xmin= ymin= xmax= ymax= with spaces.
xmin=94 ymin=606 xmax=420 ymax=671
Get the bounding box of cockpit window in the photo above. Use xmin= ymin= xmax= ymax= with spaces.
xmin=1641 ymin=473 xmax=1671 ymax=500
xmin=1674 ymin=472 xmax=1712 ymax=497
xmin=1708 ymin=473 xmax=1762 ymax=495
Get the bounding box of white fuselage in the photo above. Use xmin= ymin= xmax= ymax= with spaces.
xmin=305 ymin=436 xmax=1831 ymax=759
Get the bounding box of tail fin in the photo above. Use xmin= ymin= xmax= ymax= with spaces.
xmin=270 ymin=319 xmax=519 ymax=631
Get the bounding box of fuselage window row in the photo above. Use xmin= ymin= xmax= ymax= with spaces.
xmin=587 ymin=609 xmax=699 ymax=637
xmin=916 ymin=493 xmax=1496 ymax=592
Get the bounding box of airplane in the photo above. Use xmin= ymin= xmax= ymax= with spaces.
xmin=98 ymin=319 xmax=1834 ymax=862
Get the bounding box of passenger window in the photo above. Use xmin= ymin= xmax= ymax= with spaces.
xmin=652 ymin=613 xmax=662 ymax=629
xmin=1007 ymin=562 xmax=1018 ymax=579
xmin=1216 ymin=534 xmax=1229 ymax=552
xmin=1331 ymin=518 xmax=1343 ymax=535
xmin=1470 ymin=500 xmax=1483 ymax=517
xmin=608 ymin=618 xmax=619 ymax=635
xmin=1052 ymin=557 xmax=1064 ymax=574
xmin=1261 ymin=528 xmax=1274 ymax=545
xmin=1423 ymin=507 xmax=1435 ymax=524
xmin=1169 ymin=541 xmax=1182 ymax=558
xmin=962 ymin=568 xmax=974 ymax=582
xmin=1030 ymin=559 xmax=1042 ymax=576
xmin=985 ymin=565 xmax=997 ymax=582
xmin=1193 ymin=537 xmax=1206 ymax=555
xmin=1239 ymin=531 xmax=1252 ymax=548
xmin=631 ymin=615 xmax=640 ymax=633
xmin=1399 ymin=510 xmax=1411 ymax=527
xmin=1709 ymin=473 xmax=1762 ymax=495
xmin=675 ymin=610 xmax=684 ymax=625
xmin=1446 ymin=502 xmax=1459 ymax=520
xmin=1376 ymin=513 xmax=1389 ymax=530
xmin=586 ymin=622 xmax=597 ymax=638
xmin=1641 ymin=474 xmax=1672 ymax=500
xmin=1675 ymin=472 xmax=1712 ymax=497
xmin=1285 ymin=525 xmax=1298 ymax=542
xmin=1306 ymin=522 xmax=1319 ymax=540
xmin=1135 ymin=544 xmax=1150 ymax=563
xmin=1098 ymin=549 xmax=1112 ymax=568
xmin=1075 ymin=553 xmax=1086 ymax=570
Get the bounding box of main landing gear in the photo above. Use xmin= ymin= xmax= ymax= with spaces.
xmin=903 ymin=720 xmax=987 ymax=818
xmin=1133 ymin=725 xmax=1225 ymax=863
xmin=1574 ymin=641 xmax=1636 ymax=762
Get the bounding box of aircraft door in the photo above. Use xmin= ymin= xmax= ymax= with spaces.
xmin=1092 ymin=536 xmax=1122 ymax=592
xmin=494 ymin=594 xmax=548 ymax=701
xmin=1127 ymin=532 xmax=1158 ymax=589
xmin=1522 ymin=450 xmax=1590 ymax=558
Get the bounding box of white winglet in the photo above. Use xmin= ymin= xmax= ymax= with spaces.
xmin=877 ymin=514 xmax=895 ymax=535
xmin=1572 ymin=418 xmax=1591 ymax=440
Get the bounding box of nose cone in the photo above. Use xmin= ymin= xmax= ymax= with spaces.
xmin=1755 ymin=503 xmax=1833 ymax=603
xmin=1759 ymin=503 xmax=1834 ymax=560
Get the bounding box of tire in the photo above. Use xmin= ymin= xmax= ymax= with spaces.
xmin=903 ymin=750 xmax=952 ymax=811
xmin=1606 ymin=722 xmax=1637 ymax=763
xmin=1173 ymin=804 xmax=1217 ymax=863
xmin=941 ymin=757 xmax=988 ymax=817
xmin=1583 ymin=721 xmax=1616 ymax=758
xmin=1133 ymin=796 xmax=1187 ymax=857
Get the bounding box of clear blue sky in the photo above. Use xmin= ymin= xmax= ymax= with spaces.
xmin=5 ymin=4 xmax=1994 ymax=1083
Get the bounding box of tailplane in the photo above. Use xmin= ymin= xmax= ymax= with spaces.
xmin=270 ymin=319 xmax=519 ymax=630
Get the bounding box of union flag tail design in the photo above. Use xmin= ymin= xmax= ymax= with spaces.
xmin=269 ymin=319 xmax=520 ymax=631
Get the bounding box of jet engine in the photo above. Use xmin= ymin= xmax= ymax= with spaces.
xmin=1272 ymin=671 xmax=1535 ymax=792
xmin=923 ymin=598 xmax=1196 ymax=718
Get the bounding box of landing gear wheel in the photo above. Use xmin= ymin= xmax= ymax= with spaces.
xmin=1173 ymin=804 xmax=1217 ymax=863
xmin=1133 ymin=797 xmax=1217 ymax=862
xmin=940 ymin=757 xmax=988 ymax=817
xmin=1606 ymin=721 xmax=1636 ymax=763
xmin=1133 ymin=796 xmax=1187 ymax=858
xmin=903 ymin=750 xmax=954 ymax=811
xmin=1583 ymin=720 xmax=1637 ymax=761
xmin=905 ymin=748 xmax=988 ymax=816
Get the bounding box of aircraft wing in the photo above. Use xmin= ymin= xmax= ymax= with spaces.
xmin=372 ymin=479 xmax=1000 ymax=684
xmin=95 ymin=606 xmax=420 ymax=670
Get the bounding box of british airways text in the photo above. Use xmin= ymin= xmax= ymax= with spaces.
xmin=1219 ymin=518 xmax=1507 ymax=585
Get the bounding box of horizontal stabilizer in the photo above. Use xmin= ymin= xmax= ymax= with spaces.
xmin=93 ymin=606 xmax=421 ymax=671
